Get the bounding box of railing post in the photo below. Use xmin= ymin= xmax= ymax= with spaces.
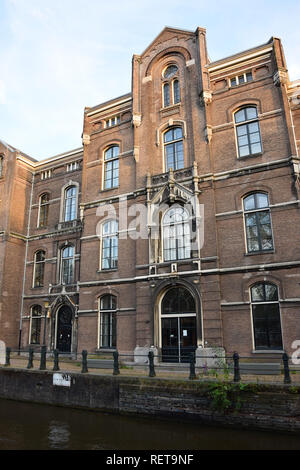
xmin=233 ymin=351 xmax=240 ymax=382
xmin=5 ymin=347 xmax=11 ymax=366
xmin=27 ymin=348 xmax=34 ymax=369
xmin=113 ymin=350 xmax=120 ymax=375
xmin=189 ymin=352 xmax=196 ymax=380
xmin=148 ymin=350 xmax=156 ymax=377
xmin=81 ymin=350 xmax=88 ymax=373
xmin=282 ymin=352 xmax=291 ymax=384
xmin=53 ymin=349 xmax=60 ymax=371
xmin=39 ymin=345 xmax=47 ymax=370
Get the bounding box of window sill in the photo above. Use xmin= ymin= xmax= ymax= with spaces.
xmin=160 ymin=103 xmax=181 ymax=113
xmin=99 ymin=186 xmax=119 ymax=193
xmin=97 ymin=269 xmax=118 ymax=273
xmin=251 ymin=350 xmax=284 ymax=354
xmin=245 ymin=250 xmax=275 ymax=256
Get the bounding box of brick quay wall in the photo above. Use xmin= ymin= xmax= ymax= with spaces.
xmin=0 ymin=367 xmax=300 ymax=433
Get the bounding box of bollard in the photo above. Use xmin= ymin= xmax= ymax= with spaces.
xmin=282 ymin=353 xmax=291 ymax=384
xmin=5 ymin=347 xmax=11 ymax=366
xmin=53 ymin=349 xmax=60 ymax=371
xmin=189 ymin=352 xmax=196 ymax=380
xmin=81 ymin=350 xmax=88 ymax=373
xmin=113 ymin=350 xmax=120 ymax=375
xmin=233 ymin=352 xmax=240 ymax=382
xmin=148 ymin=350 xmax=156 ymax=377
xmin=39 ymin=345 xmax=47 ymax=370
xmin=27 ymin=348 xmax=34 ymax=369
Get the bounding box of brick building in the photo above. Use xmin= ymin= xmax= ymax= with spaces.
xmin=0 ymin=26 xmax=300 ymax=362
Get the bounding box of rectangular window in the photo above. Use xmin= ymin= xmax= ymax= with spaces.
xmin=230 ymin=71 xmax=253 ymax=87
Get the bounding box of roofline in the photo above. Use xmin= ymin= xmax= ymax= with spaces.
xmin=17 ymin=147 xmax=83 ymax=169
xmin=86 ymin=92 xmax=132 ymax=117
xmin=139 ymin=25 xmax=200 ymax=57
xmin=207 ymin=40 xmax=275 ymax=71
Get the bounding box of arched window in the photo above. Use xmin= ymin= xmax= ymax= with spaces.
xmin=104 ymin=145 xmax=119 ymax=189
xmin=30 ymin=305 xmax=42 ymax=344
xmin=243 ymin=192 xmax=273 ymax=253
xmin=163 ymin=206 xmax=190 ymax=261
xmin=99 ymin=294 xmax=117 ymax=348
xmin=38 ymin=193 xmax=49 ymax=228
xmin=164 ymin=127 xmax=184 ymax=171
xmin=33 ymin=250 xmax=45 ymax=287
xmin=250 ymin=282 xmax=283 ymax=350
xmin=161 ymin=287 xmax=197 ymax=363
xmin=162 ymin=64 xmax=180 ymax=108
xmin=64 ymin=186 xmax=77 ymax=222
xmin=61 ymin=245 xmax=74 ymax=285
xmin=234 ymin=106 xmax=262 ymax=157
xmin=101 ymin=220 xmax=118 ymax=270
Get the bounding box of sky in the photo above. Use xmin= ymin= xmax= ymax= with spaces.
xmin=0 ymin=0 xmax=299 ymax=160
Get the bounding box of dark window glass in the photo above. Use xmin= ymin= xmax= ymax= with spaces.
xmin=243 ymin=193 xmax=273 ymax=253
xmin=235 ymin=106 xmax=262 ymax=157
xmin=163 ymin=206 xmax=190 ymax=261
xmin=39 ymin=193 xmax=49 ymax=227
xmin=163 ymin=83 xmax=170 ymax=107
xmin=163 ymin=65 xmax=178 ymax=79
xmin=104 ymin=146 xmax=119 ymax=189
xmin=251 ymin=283 xmax=282 ymax=350
xmin=101 ymin=220 xmax=118 ymax=269
xmin=100 ymin=295 xmax=117 ymax=348
xmin=164 ymin=127 xmax=184 ymax=171
xmin=61 ymin=246 xmax=74 ymax=284
xmin=30 ymin=305 xmax=42 ymax=344
xmin=173 ymin=80 xmax=180 ymax=104
xmin=34 ymin=250 xmax=45 ymax=287
xmin=162 ymin=287 xmax=195 ymax=315
xmin=64 ymin=186 xmax=77 ymax=222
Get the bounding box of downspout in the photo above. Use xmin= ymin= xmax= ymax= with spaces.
xmin=18 ymin=171 xmax=35 ymax=351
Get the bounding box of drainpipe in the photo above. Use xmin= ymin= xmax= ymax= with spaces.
xmin=18 ymin=172 xmax=35 ymax=352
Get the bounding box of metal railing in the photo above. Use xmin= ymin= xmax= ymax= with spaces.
xmin=2 ymin=347 xmax=297 ymax=385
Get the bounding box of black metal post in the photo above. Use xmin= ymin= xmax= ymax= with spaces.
xmin=81 ymin=350 xmax=88 ymax=373
xmin=113 ymin=350 xmax=120 ymax=375
xmin=5 ymin=347 xmax=11 ymax=366
xmin=39 ymin=345 xmax=47 ymax=370
xmin=148 ymin=350 xmax=156 ymax=377
xmin=233 ymin=351 xmax=240 ymax=382
xmin=27 ymin=348 xmax=34 ymax=369
xmin=189 ymin=352 xmax=196 ymax=380
xmin=282 ymin=353 xmax=291 ymax=384
xmin=42 ymin=306 xmax=48 ymax=346
xmin=53 ymin=349 xmax=60 ymax=371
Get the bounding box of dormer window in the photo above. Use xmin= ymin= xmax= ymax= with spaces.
xmin=162 ymin=64 xmax=180 ymax=108
xmin=230 ymin=71 xmax=253 ymax=87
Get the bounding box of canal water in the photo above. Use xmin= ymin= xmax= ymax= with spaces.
xmin=0 ymin=398 xmax=299 ymax=451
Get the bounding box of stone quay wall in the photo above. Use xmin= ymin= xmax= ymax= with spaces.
xmin=0 ymin=367 xmax=300 ymax=433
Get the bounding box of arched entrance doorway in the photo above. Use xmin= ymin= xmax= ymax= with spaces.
xmin=56 ymin=305 xmax=73 ymax=352
xmin=160 ymin=286 xmax=197 ymax=363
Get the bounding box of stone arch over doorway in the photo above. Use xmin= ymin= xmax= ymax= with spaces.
xmin=153 ymin=280 xmax=202 ymax=363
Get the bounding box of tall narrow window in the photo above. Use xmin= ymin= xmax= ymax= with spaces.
xmin=38 ymin=193 xmax=49 ymax=228
xmin=101 ymin=220 xmax=118 ymax=270
xmin=162 ymin=64 xmax=180 ymax=108
xmin=243 ymin=193 xmax=273 ymax=253
xmin=164 ymin=127 xmax=184 ymax=171
xmin=104 ymin=145 xmax=119 ymax=189
xmin=163 ymin=206 xmax=190 ymax=261
xmin=61 ymin=245 xmax=74 ymax=285
xmin=99 ymin=294 xmax=117 ymax=348
xmin=0 ymin=156 xmax=3 ymax=177
xmin=234 ymin=106 xmax=262 ymax=157
xmin=33 ymin=250 xmax=45 ymax=287
xmin=64 ymin=186 xmax=77 ymax=222
xmin=30 ymin=305 xmax=42 ymax=344
xmin=251 ymin=282 xmax=283 ymax=350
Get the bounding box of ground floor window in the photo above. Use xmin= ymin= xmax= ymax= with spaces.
xmin=30 ymin=305 xmax=42 ymax=344
xmin=99 ymin=295 xmax=117 ymax=348
xmin=251 ymin=282 xmax=283 ymax=350
xmin=160 ymin=287 xmax=197 ymax=363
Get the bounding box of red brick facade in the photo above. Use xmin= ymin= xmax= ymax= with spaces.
xmin=0 ymin=27 xmax=300 ymax=361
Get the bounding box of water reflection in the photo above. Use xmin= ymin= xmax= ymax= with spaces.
xmin=48 ymin=421 xmax=70 ymax=449
xmin=0 ymin=398 xmax=300 ymax=450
